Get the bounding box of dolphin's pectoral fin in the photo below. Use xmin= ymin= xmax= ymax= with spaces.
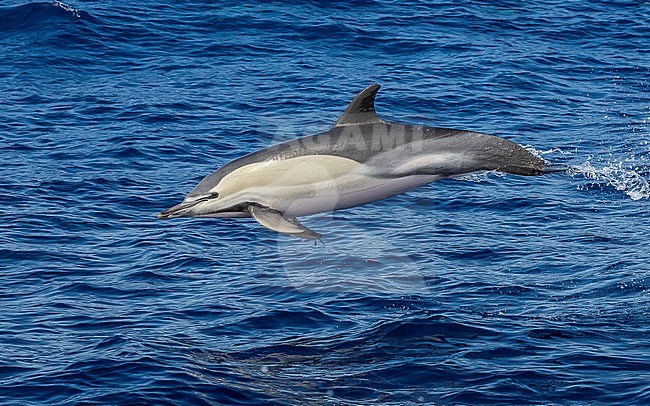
xmin=247 ymin=205 xmax=322 ymax=240
xmin=283 ymin=216 xmax=323 ymax=241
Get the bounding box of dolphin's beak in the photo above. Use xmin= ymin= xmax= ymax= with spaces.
xmin=158 ymin=201 xmax=195 ymax=219
xmin=159 ymin=198 xmax=250 ymax=220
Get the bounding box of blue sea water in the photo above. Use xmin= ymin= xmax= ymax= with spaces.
xmin=1 ymin=0 xmax=649 ymax=404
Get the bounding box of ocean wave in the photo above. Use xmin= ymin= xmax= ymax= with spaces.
xmin=0 ymin=2 xmax=86 ymax=33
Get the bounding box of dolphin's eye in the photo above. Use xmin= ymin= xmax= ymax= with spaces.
xmin=210 ymin=192 xmax=220 ymax=199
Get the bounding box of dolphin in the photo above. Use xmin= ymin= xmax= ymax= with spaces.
xmin=159 ymin=84 xmax=555 ymax=239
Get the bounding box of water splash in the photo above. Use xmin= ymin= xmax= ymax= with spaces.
xmin=455 ymin=171 xmax=505 ymax=182
xmin=537 ymin=147 xmax=576 ymax=156
xmin=569 ymin=159 xmax=650 ymax=201
xmin=456 ymin=145 xmax=650 ymax=201
xmin=531 ymin=144 xmax=649 ymax=201
xmin=52 ymin=1 xmax=82 ymax=18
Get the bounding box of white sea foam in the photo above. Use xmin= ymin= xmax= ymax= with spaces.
xmin=537 ymin=147 xmax=576 ymax=156
xmin=455 ymin=171 xmax=493 ymax=182
xmin=52 ymin=1 xmax=81 ymax=17
xmin=525 ymin=144 xmax=649 ymax=201
xmin=570 ymin=159 xmax=650 ymax=201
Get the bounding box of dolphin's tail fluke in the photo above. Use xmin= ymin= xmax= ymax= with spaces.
xmin=467 ymin=133 xmax=565 ymax=177
xmin=543 ymin=164 xmax=570 ymax=174
xmin=497 ymin=161 xmax=568 ymax=177
xmin=498 ymin=161 xmax=570 ymax=177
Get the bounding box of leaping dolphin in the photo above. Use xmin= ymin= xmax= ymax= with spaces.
xmin=159 ymin=84 xmax=555 ymax=239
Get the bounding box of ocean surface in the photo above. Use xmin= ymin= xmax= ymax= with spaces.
xmin=1 ymin=0 xmax=649 ymax=404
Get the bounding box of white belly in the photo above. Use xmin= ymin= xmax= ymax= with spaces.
xmin=211 ymin=155 xmax=441 ymax=217
xmin=257 ymin=171 xmax=439 ymax=217
xmin=286 ymin=174 xmax=438 ymax=216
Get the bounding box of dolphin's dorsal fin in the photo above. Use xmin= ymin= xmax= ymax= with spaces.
xmin=333 ymin=84 xmax=384 ymax=127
